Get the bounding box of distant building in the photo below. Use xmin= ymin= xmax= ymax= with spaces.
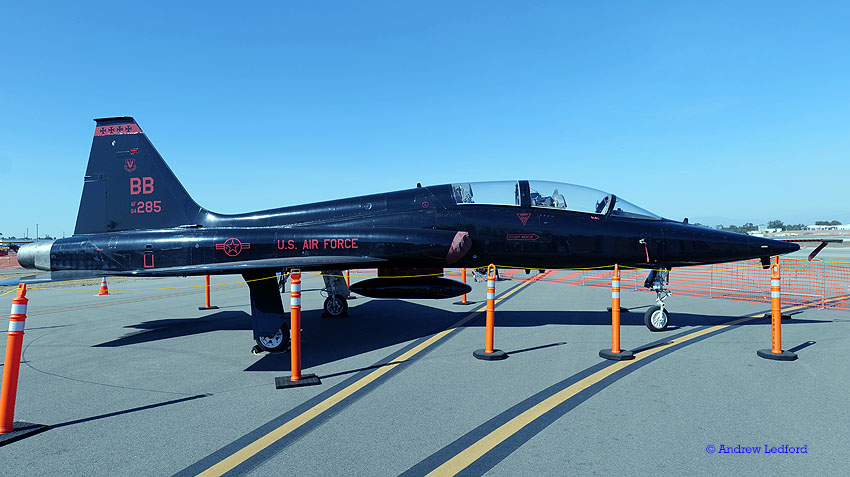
xmin=806 ymin=224 xmax=850 ymax=231
xmin=753 ymin=225 xmax=781 ymax=235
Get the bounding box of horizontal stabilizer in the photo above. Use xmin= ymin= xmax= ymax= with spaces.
xmin=0 ymin=270 xmax=114 ymax=286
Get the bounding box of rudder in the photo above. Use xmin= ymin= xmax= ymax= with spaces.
xmin=74 ymin=117 xmax=204 ymax=234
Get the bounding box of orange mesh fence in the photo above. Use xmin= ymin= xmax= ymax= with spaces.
xmin=488 ymin=258 xmax=850 ymax=312
xmin=3 ymin=258 xmax=847 ymax=312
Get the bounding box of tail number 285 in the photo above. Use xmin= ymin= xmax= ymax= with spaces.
xmin=130 ymin=200 xmax=162 ymax=214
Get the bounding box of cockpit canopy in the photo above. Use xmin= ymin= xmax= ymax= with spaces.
xmin=451 ymin=180 xmax=661 ymax=220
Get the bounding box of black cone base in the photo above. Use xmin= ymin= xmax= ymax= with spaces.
xmin=606 ymin=306 xmax=630 ymax=312
xmin=757 ymin=349 xmax=798 ymax=361
xmin=473 ymin=349 xmax=508 ymax=361
xmin=599 ymin=349 xmax=635 ymax=361
xmin=453 ymin=301 xmax=476 ymax=305
xmin=761 ymin=314 xmax=792 ymax=320
xmin=198 ymin=306 xmax=219 ymax=310
xmin=275 ymin=373 xmax=322 ymax=389
xmin=0 ymin=422 xmax=49 ymax=447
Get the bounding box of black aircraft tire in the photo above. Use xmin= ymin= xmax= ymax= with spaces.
xmin=323 ymin=294 xmax=349 ymax=318
xmin=644 ymin=306 xmax=669 ymax=332
xmin=255 ymin=325 xmax=290 ymax=352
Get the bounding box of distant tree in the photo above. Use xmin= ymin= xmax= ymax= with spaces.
xmin=718 ymin=222 xmax=759 ymax=234
xmin=815 ymin=220 xmax=841 ymax=226
xmin=767 ymin=219 xmax=784 ymax=230
xmin=785 ymin=224 xmax=807 ymax=231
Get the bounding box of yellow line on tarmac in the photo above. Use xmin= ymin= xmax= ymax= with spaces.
xmin=427 ymin=298 xmax=845 ymax=476
xmin=197 ymin=277 xmax=540 ymax=477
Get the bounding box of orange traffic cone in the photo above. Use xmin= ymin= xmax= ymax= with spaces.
xmin=98 ymin=277 xmax=110 ymax=296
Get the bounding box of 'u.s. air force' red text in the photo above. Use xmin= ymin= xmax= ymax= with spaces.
xmin=277 ymin=238 xmax=358 ymax=250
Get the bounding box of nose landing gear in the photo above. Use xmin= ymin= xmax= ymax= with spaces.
xmin=643 ymin=268 xmax=671 ymax=332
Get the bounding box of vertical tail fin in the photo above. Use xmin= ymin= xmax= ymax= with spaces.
xmin=74 ymin=117 xmax=204 ymax=235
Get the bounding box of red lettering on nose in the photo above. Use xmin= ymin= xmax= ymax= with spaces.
xmin=352 ymin=238 xmax=358 ymax=249
xmin=324 ymin=239 xmax=330 ymax=249
xmin=130 ymin=177 xmax=141 ymax=195
xmin=142 ymin=177 xmax=154 ymax=194
xmin=344 ymin=238 xmax=351 ymax=248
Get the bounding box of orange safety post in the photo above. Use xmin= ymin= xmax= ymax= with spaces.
xmin=600 ymin=265 xmax=634 ymax=360
xmin=462 ymin=268 xmax=468 ymax=304
xmin=454 ymin=267 xmax=474 ymax=305
xmin=1 ymin=284 xmax=46 ymax=440
xmin=198 ymin=275 xmax=219 ymax=310
xmin=276 ymin=270 xmax=321 ymax=388
xmin=758 ymin=258 xmax=797 ymax=361
xmin=98 ymin=277 xmax=110 ymax=296
xmin=473 ymin=264 xmax=507 ymax=360
xmin=290 ymin=270 xmax=302 ymax=381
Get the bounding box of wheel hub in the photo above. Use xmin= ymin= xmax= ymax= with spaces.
xmin=651 ymin=310 xmax=667 ymax=328
xmin=258 ymin=328 xmax=284 ymax=349
xmin=327 ymin=296 xmax=344 ymax=315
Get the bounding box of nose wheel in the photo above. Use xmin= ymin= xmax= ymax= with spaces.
xmin=644 ymin=268 xmax=672 ymax=332
xmin=644 ymin=305 xmax=669 ymax=331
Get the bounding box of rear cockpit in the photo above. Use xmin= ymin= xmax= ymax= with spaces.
xmin=451 ymin=180 xmax=661 ymax=220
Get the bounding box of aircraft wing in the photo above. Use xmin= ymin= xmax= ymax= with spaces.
xmin=127 ymin=256 xmax=387 ymax=276
xmin=0 ymin=256 xmax=387 ymax=285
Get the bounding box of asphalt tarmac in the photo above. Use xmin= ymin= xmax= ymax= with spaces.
xmin=1 ymin=271 xmax=847 ymax=476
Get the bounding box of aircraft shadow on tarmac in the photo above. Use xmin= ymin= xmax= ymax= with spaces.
xmin=92 ymin=311 xmax=253 ymax=348
xmin=90 ymin=300 xmax=829 ymax=372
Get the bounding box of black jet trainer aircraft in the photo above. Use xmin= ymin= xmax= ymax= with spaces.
xmin=17 ymin=117 xmax=799 ymax=353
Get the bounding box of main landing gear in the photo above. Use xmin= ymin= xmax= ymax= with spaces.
xmin=322 ymin=269 xmax=350 ymax=318
xmin=243 ymin=270 xmax=291 ymax=355
xmin=246 ymin=268 xmax=355 ymax=354
xmin=252 ymin=325 xmax=290 ymax=354
xmin=643 ymin=268 xmax=671 ymax=332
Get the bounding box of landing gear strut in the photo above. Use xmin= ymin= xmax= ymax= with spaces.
xmin=643 ymin=268 xmax=671 ymax=332
xmin=243 ymin=269 xmax=289 ymax=355
xmin=322 ymin=270 xmax=350 ymax=318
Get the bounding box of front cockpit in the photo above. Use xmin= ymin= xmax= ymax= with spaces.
xmin=451 ymin=180 xmax=662 ymax=220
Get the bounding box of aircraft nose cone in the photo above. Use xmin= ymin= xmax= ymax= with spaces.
xmin=759 ymin=238 xmax=800 ymax=257
xmin=776 ymin=240 xmax=800 ymax=255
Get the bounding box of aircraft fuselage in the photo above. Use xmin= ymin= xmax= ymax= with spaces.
xmin=19 ymin=183 xmax=797 ymax=275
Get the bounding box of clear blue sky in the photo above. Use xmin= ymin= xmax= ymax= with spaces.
xmin=1 ymin=1 xmax=848 ymax=239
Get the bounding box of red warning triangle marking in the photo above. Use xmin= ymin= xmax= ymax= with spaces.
xmin=517 ymin=213 xmax=531 ymax=225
